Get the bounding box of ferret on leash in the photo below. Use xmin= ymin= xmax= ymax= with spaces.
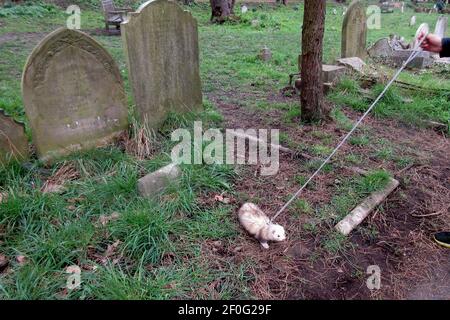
xmin=238 ymin=203 xmax=286 ymax=249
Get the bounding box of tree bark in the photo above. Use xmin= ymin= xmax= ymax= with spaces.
xmin=210 ymin=0 xmax=235 ymax=23
xmin=300 ymin=0 xmax=328 ymax=122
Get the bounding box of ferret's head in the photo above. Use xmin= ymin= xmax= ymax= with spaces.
xmin=267 ymin=224 xmax=286 ymax=242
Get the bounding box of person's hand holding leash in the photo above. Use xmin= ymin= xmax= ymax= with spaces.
xmin=419 ymin=32 xmax=450 ymax=57
xmin=419 ymin=32 xmax=443 ymax=53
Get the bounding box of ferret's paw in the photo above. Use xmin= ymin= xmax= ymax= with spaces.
xmin=260 ymin=242 xmax=270 ymax=249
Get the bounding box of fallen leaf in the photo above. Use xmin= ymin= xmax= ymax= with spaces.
xmin=66 ymin=265 xmax=81 ymax=274
xmin=16 ymin=255 xmax=26 ymax=265
xmin=99 ymin=212 xmax=120 ymax=226
xmin=67 ymin=196 xmax=85 ymax=204
xmin=214 ymin=194 xmax=231 ymax=204
xmin=233 ymin=246 xmax=243 ymax=253
xmin=104 ymin=240 xmax=121 ymax=257
xmin=41 ymin=182 xmax=66 ymax=194
xmin=212 ymin=241 xmax=222 ymax=248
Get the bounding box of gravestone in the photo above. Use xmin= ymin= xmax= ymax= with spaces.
xmin=410 ymin=16 xmax=416 ymax=27
xmin=341 ymin=0 xmax=367 ymax=59
xmin=368 ymin=38 xmax=394 ymax=58
xmin=22 ymin=28 xmax=128 ymax=163
xmin=434 ymin=16 xmax=448 ymax=38
xmin=322 ymin=65 xmax=346 ymax=83
xmin=258 ymin=46 xmax=272 ymax=62
xmin=390 ymin=50 xmax=433 ymax=69
xmin=121 ymin=0 xmax=202 ymax=130
xmin=0 ymin=110 xmax=28 ymax=164
xmin=138 ymin=163 xmax=181 ymax=198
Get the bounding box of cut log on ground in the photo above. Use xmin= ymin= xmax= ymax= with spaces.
xmin=335 ymin=177 xmax=400 ymax=236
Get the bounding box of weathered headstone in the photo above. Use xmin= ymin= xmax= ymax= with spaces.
xmin=381 ymin=2 xmax=394 ymax=13
xmin=390 ymin=50 xmax=433 ymax=69
xmin=0 ymin=110 xmax=28 ymax=164
xmin=434 ymin=16 xmax=448 ymax=38
xmin=258 ymin=46 xmax=272 ymax=62
xmin=368 ymin=38 xmax=394 ymax=58
xmin=322 ymin=65 xmax=346 ymax=83
xmin=410 ymin=16 xmax=416 ymax=27
xmin=22 ymin=28 xmax=128 ymax=162
xmin=138 ymin=163 xmax=181 ymax=198
xmin=341 ymin=0 xmax=367 ymax=59
xmin=121 ymin=0 xmax=202 ymax=130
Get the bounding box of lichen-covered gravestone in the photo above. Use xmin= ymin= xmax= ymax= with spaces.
xmin=121 ymin=0 xmax=202 ymax=130
xmin=0 ymin=110 xmax=28 ymax=164
xmin=22 ymin=28 xmax=128 ymax=162
xmin=341 ymin=0 xmax=367 ymax=59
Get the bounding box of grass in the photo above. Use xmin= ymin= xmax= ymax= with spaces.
xmin=0 ymin=1 xmax=448 ymax=299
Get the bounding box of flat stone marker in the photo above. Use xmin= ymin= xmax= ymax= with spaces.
xmin=22 ymin=28 xmax=128 ymax=163
xmin=341 ymin=0 xmax=367 ymax=59
xmin=434 ymin=16 xmax=448 ymax=38
xmin=337 ymin=57 xmax=366 ymax=73
xmin=322 ymin=65 xmax=346 ymax=83
xmin=0 ymin=110 xmax=28 ymax=164
xmin=390 ymin=50 xmax=433 ymax=69
xmin=138 ymin=163 xmax=181 ymax=198
xmin=121 ymin=0 xmax=203 ymax=130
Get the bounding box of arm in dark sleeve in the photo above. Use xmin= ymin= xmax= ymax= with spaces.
xmin=441 ymin=38 xmax=450 ymax=58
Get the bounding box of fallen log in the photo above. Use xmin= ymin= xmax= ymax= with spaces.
xmin=335 ymin=177 xmax=400 ymax=236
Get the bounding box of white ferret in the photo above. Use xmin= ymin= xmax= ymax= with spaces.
xmin=238 ymin=203 xmax=286 ymax=249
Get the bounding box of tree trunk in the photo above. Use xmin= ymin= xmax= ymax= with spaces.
xmin=210 ymin=0 xmax=235 ymax=23
xmin=300 ymin=0 xmax=328 ymax=122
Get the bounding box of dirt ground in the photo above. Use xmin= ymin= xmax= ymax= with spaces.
xmin=205 ymin=89 xmax=450 ymax=300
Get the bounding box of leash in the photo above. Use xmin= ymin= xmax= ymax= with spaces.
xmin=271 ymin=36 xmax=428 ymax=223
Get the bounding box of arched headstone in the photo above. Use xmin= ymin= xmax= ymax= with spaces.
xmin=434 ymin=16 xmax=448 ymax=38
xmin=0 ymin=110 xmax=28 ymax=164
xmin=22 ymin=28 xmax=128 ymax=162
xmin=121 ymin=0 xmax=203 ymax=129
xmin=341 ymin=0 xmax=367 ymax=59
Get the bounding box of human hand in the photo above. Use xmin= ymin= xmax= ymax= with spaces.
xmin=418 ymin=32 xmax=443 ymax=53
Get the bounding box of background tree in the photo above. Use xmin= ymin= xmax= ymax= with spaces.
xmin=300 ymin=0 xmax=328 ymax=122
xmin=210 ymin=0 xmax=235 ymax=23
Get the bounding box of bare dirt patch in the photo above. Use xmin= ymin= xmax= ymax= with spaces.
xmin=205 ymin=90 xmax=450 ymax=300
xmin=0 ymin=32 xmax=47 ymax=48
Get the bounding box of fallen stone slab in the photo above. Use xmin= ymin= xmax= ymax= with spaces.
xmin=390 ymin=50 xmax=433 ymax=69
xmin=322 ymin=65 xmax=346 ymax=83
xmin=337 ymin=57 xmax=366 ymax=73
xmin=335 ymin=177 xmax=400 ymax=236
xmin=137 ymin=163 xmax=181 ymax=198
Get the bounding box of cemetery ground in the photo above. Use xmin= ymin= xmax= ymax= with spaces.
xmin=0 ymin=2 xmax=449 ymax=299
